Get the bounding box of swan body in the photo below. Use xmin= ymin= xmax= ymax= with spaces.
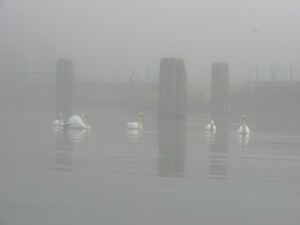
xmin=237 ymin=115 xmax=250 ymax=134
xmin=64 ymin=114 xmax=91 ymax=129
xmin=127 ymin=112 xmax=143 ymax=129
xmin=237 ymin=125 xmax=250 ymax=134
xmin=127 ymin=122 xmax=141 ymax=129
xmin=205 ymin=120 xmax=216 ymax=133
xmin=52 ymin=113 xmax=64 ymax=126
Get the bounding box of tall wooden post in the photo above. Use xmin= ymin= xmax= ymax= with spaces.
xmin=158 ymin=58 xmax=186 ymax=118
xmin=56 ymin=58 xmax=73 ymax=119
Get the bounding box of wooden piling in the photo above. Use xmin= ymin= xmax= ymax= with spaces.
xmin=56 ymin=58 xmax=73 ymax=119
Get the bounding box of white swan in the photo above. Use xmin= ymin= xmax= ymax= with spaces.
xmin=52 ymin=113 xmax=64 ymax=127
xmin=237 ymin=115 xmax=250 ymax=134
xmin=205 ymin=120 xmax=216 ymax=133
xmin=64 ymin=114 xmax=91 ymax=129
xmin=127 ymin=112 xmax=143 ymax=129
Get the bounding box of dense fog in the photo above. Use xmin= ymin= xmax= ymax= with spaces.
xmin=1 ymin=0 xmax=300 ymax=81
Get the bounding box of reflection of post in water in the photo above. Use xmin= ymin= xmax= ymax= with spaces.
xmin=209 ymin=115 xmax=229 ymax=179
xmin=158 ymin=118 xmax=186 ymax=177
xmin=54 ymin=130 xmax=74 ymax=172
xmin=56 ymin=58 xmax=73 ymax=120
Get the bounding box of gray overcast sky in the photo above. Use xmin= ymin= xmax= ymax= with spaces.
xmin=1 ymin=0 xmax=300 ymax=81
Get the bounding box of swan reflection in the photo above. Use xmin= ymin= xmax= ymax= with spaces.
xmin=209 ymin=115 xmax=229 ymax=179
xmin=126 ymin=129 xmax=143 ymax=142
xmin=52 ymin=126 xmax=64 ymax=133
xmin=53 ymin=126 xmax=91 ymax=143
xmin=205 ymin=130 xmax=216 ymax=144
xmin=67 ymin=128 xmax=91 ymax=142
xmin=239 ymin=133 xmax=250 ymax=148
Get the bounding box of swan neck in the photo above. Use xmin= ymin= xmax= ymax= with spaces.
xmin=77 ymin=115 xmax=87 ymax=128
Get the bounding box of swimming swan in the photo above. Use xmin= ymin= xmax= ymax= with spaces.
xmin=127 ymin=112 xmax=143 ymax=129
xmin=52 ymin=113 xmax=64 ymax=127
xmin=237 ymin=115 xmax=250 ymax=134
xmin=205 ymin=120 xmax=216 ymax=133
xmin=64 ymin=114 xmax=91 ymax=129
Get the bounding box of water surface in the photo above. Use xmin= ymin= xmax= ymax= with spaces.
xmin=0 ymin=111 xmax=299 ymax=225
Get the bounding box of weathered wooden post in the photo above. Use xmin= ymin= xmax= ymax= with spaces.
xmin=158 ymin=58 xmax=186 ymax=118
xmin=56 ymin=58 xmax=73 ymax=119
xmin=176 ymin=58 xmax=187 ymax=117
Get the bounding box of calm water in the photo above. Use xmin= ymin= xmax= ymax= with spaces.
xmin=0 ymin=110 xmax=300 ymax=225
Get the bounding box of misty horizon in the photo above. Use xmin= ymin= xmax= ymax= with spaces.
xmin=0 ymin=0 xmax=300 ymax=82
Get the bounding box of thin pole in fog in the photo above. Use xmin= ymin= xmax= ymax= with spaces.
xmin=27 ymin=38 xmax=32 ymax=81
xmin=90 ymin=68 xmax=94 ymax=83
xmin=290 ymin=64 xmax=293 ymax=81
xmin=254 ymin=27 xmax=259 ymax=82
xmin=128 ymin=69 xmax=135 ymax=120
xmin=112 ymin=69 xmax=116 ymax=82
xmin=146 ymin=65 xmax=149 ymax=83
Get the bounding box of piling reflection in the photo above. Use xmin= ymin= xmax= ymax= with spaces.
xmin=209 ymin=115 xmax=229 ymax=179
xmin=158 ymin=118 xmax=186 ymax=177
xmin=53 ymin=128 xmax=74 ymax=172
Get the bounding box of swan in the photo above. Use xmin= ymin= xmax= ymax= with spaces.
xmin=64 ymin=114 xmax=91 ymax=129
xmin=237 ymin=115 xmax=250 ymax=134
xmin=127 ymin=112 xmax=143 ymax=129
xmin=205 ymin=120 xmax=216 ymax=133
xmin=52 ymin=113 xmax=64 ymax=127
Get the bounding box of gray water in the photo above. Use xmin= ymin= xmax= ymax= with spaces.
xmin=0 ymin=111 xmax=300 ymax=225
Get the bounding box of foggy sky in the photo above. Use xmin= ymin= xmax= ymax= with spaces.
xmin=1 ymin=0 xmax=300 ymax=81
